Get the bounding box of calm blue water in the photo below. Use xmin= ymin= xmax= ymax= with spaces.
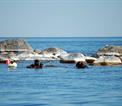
xmin=0 ymin=37 xmax=122 ymax=106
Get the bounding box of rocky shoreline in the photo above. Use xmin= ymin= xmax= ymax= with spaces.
xmin=0 ymin=39 xmax=122 ymax=66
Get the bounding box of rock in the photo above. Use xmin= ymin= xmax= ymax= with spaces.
xmin=95 ymin=45 xmax=122 ymax=66
xmin=0 ymin=39 xmax=33 ymax=61
xmin=94 ymin=55 xmax=122 ymax=66
xmin=41 ymin=47 xmax=67 ymax=59
xmin=0 ymin=39 xmax=33 ymax=52
xmin=0 ymin=52 xmax=16 ymax=61
xmin=59 ymin=53 xmax=85 ymax=63
xmin=97 ymin=45 xmax=122 ymax=56
xmin=85 ymin=56 xmax=97 ymax=65
xmin=15 ymin=51 xmax=39 ymax=60
xmin=33 ymin=49 xmax=41 ymax=54
xmin=18 ymin=47 xmax=68 ymax=61
xmin=0 ymin=55 xmax=8 ymax=63
xmin=15 ymin=51 xmax=58 ymax=61
xmin=119 ymin=56 xmax=122 ymax=61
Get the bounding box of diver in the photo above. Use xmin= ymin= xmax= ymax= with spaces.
xmin=26 ymin=59 xmax=43 ymax=69
xmin=76 ymin=61 xmax=88 ymax=69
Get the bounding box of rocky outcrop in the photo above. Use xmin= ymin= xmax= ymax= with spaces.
xmin=97 ymin=45 xmax=122 ymax=56
xmin=59 ymin=53 xmax=85 ymax=63
xmin=94 ymin=55 xmax=122 ymax=66
xmin=0 ymin=39 xmax=33 ymax=61
xmin=41 ymin=47 xmax=67 ymax=59
xmin=14 ymin=47 xmax=68 ymax=61
xmin=14 ymin=51 xmax=57 ymax=61
xmin=85 ymin=56 xmax=97 ymax=65
xmin=0 ymin=39 xmax=33 ymax=52
xmin=34 ymin=49 xmax=41 ymax=54
xmin=95 ymin=45 xmax=122 ymax=66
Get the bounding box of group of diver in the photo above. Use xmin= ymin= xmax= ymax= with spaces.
xmin=6 ymin=59 xmax=88 ymax=69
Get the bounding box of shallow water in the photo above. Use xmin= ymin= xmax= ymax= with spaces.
xmin=0 ymin=37 xmax=122 ymax=106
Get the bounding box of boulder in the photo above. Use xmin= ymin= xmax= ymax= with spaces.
xmin=94 ymin=55 xmax=122 ymax=66
xmin=12 ymin=51 xmax=32 ymax=60
xmin=85 ymin=56 xmax=97 ymax=65
xmin=8 ymin=47 xmax=67 ymax=61
xmin=41 ymin=47 xmax=67 ymax=59
xmin=59 ymin=53 xmax=85 ymax=63
xmin=97 ymin=45 xmax=122 ymax=56
xmin=0 ymin=39 xmax=33 ymax=52
xmin=15 ymin=51 xmax=57 ymax=61
xmin=0 ymin=52 xmax=16 ymax=61
xmin=0 ymin=55 xmax=8 ymax=63
xmin=33 ymin=49 xmax=41 ymax=54
xmin=0 ymin=39 xmax=33 ymax=61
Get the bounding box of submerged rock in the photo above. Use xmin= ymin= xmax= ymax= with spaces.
xmin=97 ymin=45 xmax=122 ymax=56
xmin=59 ymin=53 xmax=85 ymax=63
xmin=94 ymin=55 xmax=122 ymax=66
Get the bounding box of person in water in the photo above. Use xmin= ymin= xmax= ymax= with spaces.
xmin=27 ymin=59 xmax=43 ymax=68
xmin=8 ymin=60 xmax=17 ymax=68
xmin=76 ymin=61 xmax=88 ymax=69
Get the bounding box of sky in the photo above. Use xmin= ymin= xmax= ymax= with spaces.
xmin=0 ymin=0 xmax=122 ymax=37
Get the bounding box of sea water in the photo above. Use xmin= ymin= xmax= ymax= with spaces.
xmin=0 ymin=37 xmax=122 ymax=106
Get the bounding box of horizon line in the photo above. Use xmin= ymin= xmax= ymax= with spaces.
xmin=0 ymin=36 xmax=122 ymax=38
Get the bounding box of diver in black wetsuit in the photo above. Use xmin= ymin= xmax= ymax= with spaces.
xmin=27 ymin=59 xmax=43 ymax=68
xmin=76 ymin=61 xmax=88 ymax=69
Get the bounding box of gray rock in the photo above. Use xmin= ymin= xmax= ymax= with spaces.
xmin=0 ymin=39 xmax=33 ymax=52
xmin=41 ymin=47 xmax=67 ymax=57
xmin=59 ymin=53 xmax=85 ymax=63
xmin=97 ymin=45 xmax=122 ymax=56
xmin=34 ymin=49 xmax=41 ymax=54
xmin=0 ymin=52 xmax=16 ymax=60
xmin=0 ymin=39 xmax=33 ymax=61
xmin=94 ymin=55 xmax=122 ymax=66
xmin=85 ymin=56 xmax=97 ymax=65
